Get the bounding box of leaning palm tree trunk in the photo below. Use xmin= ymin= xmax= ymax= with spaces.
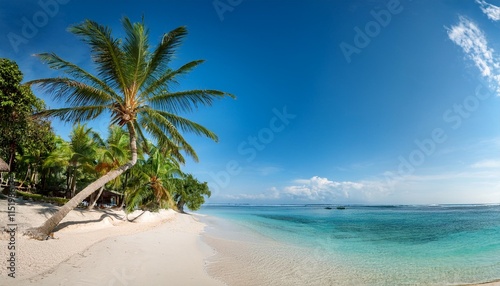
xmin=87 ymin=186 xmax=104 ymax=210
xmin=25 ymin=127 xmax=137 ymax=240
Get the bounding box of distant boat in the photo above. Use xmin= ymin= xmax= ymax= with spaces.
xmin=337 ymin=206 xmax=346 ymax=210
xmin=325 ymin=206 xmax=333 ymax=210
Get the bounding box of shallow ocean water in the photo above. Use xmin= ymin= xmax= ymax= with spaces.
xmin=199 ymin=204 xmax=500 ymax=285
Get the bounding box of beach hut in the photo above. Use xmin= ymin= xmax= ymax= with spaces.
xmin=0 ymin=158 xmax=9 ymax=172
xmin=0 ymin=158 xmax=10 ymax=191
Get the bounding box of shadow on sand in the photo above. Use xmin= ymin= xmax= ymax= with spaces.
xmin=54 ymin=210 xmax=125 ymax=232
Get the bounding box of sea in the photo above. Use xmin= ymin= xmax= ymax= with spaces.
xmin=198 ymin=204 xmax=500 ymax=286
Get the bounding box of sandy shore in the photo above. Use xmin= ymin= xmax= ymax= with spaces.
xmin=0 ymin=199 xmax=223 ymax=285
xmin=200 ymin=215 xmax=500 ymax=286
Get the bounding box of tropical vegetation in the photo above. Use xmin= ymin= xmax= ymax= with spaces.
xmin=0 ymin=16 xmax=233 ymax=240
xmin=0 ymin=58 xmax=56 ymax=179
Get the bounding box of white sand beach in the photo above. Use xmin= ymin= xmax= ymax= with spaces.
xmin=0 ymin=199 xmax=223 ymax=285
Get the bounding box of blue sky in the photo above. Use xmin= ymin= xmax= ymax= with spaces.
xmin=2 ymin=0 xmax=500 ymax=204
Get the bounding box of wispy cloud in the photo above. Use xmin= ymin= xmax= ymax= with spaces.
xmin=476 ymin=0 xmax=500 ymax=21
xmin=471 ymin=159 xmax=500 ymax=168
xmin=447 ymin=16 xmax=500 ymax=94
xmin=402 ymin=170 xmax=500 ymax=181
xmin=257 ymin=166 xmax=282 ymax=176
xmin=222 ymin=187 xmax=281 ymax=200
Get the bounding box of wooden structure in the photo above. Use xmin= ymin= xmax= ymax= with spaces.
xmin=0 ymin=158 xmax=9 ymax=172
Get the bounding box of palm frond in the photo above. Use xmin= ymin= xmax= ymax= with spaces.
xmin=27 ymin=78 xmax=113 ymax=107
xmin=142 ymin=107 xmax=218 ymax=141
xmin=33 ymin=53 xmax=121 ymax=101
xmin=148 ymin=89 xmax=234 ymax=113
xmin=157 ymin=140 xmax=185 ymax=165
xmin=69 ymin=20 xmax=127 ymax=91
xmin=38 ymin=105 xmax=108 ymax=123
xmin=108 ymin=144 xmax=128 ymax=160
xmin=139 ymin=109 xmax=184 ymax=144
xmin=90 ymin=130 xmax=105 ymax=147
xmin=145 ymin=26 xmax=188 ymax=81
xmin=138 ymin=115 xmax=196 ymax=162
xmin=125 ymin=186 xmax=150 ymax=212
xmin=121 ymin=17 xmax=149 ymax=93
xmin=139 ymin=60 xmax=204 ymax=98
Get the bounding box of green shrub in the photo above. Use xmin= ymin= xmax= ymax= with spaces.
xmin=16 ymin=190 xmax=69 ymax=206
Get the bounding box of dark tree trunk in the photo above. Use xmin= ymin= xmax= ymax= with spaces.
xmin=40 ymin=170 xmax=47 ymax=194
xmin=119 ymin=170 xmax=130 ymax=209
xmin=20 ymin=165 xmax=30 ymax=189
xmin=70 ymin=175 xmax=77 ymax=198
xmin=119 ymin=194 xmax=126 ymax=209
xmin=8 ymin=142 xmax=16 ymax=173
xmin=177 ymin=199 xmax=186 ymax=213
xmin=65 ymin=167 xmax=71 ymax=196
xmin=70 ymin=164 xmax=77 ymax=198
xmin=87 ymin=186 xmax=104 ymax=210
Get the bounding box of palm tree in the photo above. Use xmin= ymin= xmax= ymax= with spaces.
xmin=43 ymin=124 xmax=100 ymax=198
xmin=25 ymin=17 xmax=233 ymax=240
xmin=67 ymin=124 xmax=102 ymax=198
xmin=125 ymin=145 xmax=181 ymax=213
xmin=42 ymin=136 xmax=72 ymax=192
xmin=17 ymin=149 xmax=45 ymax=189
xmin=88 ymin=125 xmax=130 ymax=209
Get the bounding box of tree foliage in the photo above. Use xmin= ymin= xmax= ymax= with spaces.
xmin=124 ymin=145 xmax=181 ymax=213
xmin=0 ymin=58 xmax=54 ymax=171
xmin=174 ymin=173 xmax=211 ymax=212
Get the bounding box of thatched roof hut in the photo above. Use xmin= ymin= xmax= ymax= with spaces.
xmin=0 ymin=158 xmax=9 ymax=172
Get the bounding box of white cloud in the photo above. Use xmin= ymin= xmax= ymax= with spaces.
xmin=218 ymin=176 xmax=388 ymax=203
xmin=283 ymin=176 xmax=363 ymax=200
xmin=476 ymin=0 xmax=500 ymax=21
xmin=447 ymin=16 xmax=500 ymax=94
xmin=471 ymin=159 xmax=500 ymax=168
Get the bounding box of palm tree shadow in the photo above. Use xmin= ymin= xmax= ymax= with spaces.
xmin=22 ymin=201 xmax=60 ymax=216
xmin=126 ymin=210 xmax=146 ymax=222
xmin=54 ymin=210 xmax=125 ymax=232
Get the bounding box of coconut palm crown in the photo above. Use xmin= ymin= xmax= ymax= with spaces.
xmin=24 ymin=17 xmax=234 ymax=239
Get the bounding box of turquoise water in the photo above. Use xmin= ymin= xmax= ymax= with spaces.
xmin=199 ymin=204 xmax=500 ymax=285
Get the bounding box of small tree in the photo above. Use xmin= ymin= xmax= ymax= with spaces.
xmin=16 ymin=118 xmax=56 ymax=189
xmin=174 ymin=174 xmax=211 ymax=213
xmin=0 ymin=58 xmax=47 ymax=172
